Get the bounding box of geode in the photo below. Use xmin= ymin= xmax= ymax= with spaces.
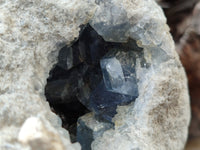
xmin=0 ymin=0 xmax=190 ymax=150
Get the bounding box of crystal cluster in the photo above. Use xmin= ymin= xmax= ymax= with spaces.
xmin=0 ymin=0 xmax=190 ymax=150
xmin=46 ymin=25 xmax=144 ymax=122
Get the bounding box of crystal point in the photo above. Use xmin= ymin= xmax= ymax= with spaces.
xmin=100 ymin=49 xmax=138 ymax=97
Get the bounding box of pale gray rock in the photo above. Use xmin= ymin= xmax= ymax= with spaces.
xmin=0 ymin=0 xmax=190 ymax=150
xmin=18 ymin=117 xmax=80 ymax=150
xmin=89 ymin=0 xmax=191 ymax=150
xmin=0 ymin=0 xmax=96 ymax=150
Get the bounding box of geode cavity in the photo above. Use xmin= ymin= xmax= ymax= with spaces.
xmin=45 ymin=24 xmax=147 ymax=122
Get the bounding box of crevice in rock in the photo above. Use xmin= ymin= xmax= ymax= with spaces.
xmin=49 ymin=100 xmax=90 ymax=142
xmin=45 ymin=24 xmax=144 ymax=147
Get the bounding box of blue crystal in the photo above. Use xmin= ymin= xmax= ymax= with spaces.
xmin=100 ymin=57 xmax=125 ymax=92
xmin=89 ymin=1 xmax=131 ymax=42
xmin=47 ymin=25 xmax=142 ymax=123
xmin=89 ymin=81 xmax=135 ymax=122
xmin=100 ymin=49 xmax=138 ymax=97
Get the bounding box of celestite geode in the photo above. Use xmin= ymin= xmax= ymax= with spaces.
xmin=46 ymin=24 xmax=144 ymax=122
xmin=0 ymin=0 xmax=190 ymax=150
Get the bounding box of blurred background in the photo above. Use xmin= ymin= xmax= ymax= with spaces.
xmin=156 ymin=0 xmax=200 ymax=149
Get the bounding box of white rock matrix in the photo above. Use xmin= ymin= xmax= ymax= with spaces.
xmin=0 ymin=0 xmax=190 ymax=150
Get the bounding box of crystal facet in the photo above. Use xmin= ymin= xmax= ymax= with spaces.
xmin=100 ymin=57 xmax=125 ymax=92
xmin=89 ymin=81 xmax=135 ymax=121
xmin=46 ymin=25 xmax=143 ymax=122
xmin=100 ymin=49 xmax=138 ymax=97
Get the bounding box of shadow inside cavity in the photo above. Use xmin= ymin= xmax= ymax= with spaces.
xmin=45 ymin=24 xmax=143 ymax=145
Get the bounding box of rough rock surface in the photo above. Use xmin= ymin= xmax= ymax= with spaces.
xmin=0 ymin=0 xmax=95 ymax=150
xmin=18 ymin=117 xmax=80 ymax=150
xmin=0 ymin=0 xmax=190 ymax=150
xmin=89 ymin=0 xmax=190 ymax=150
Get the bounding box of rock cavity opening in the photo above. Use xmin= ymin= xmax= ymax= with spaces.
xmin=45 ymin=24 xmax=145 ymax=146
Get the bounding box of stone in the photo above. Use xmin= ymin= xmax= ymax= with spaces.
xmin=77 ymin=113 xmax=113 ymax=150
xmin=0 ymin=0 xmax=190 ymax=150
xmin=89 ymin=0 xmax=190 ymax=150
xmin=89 ymin=0 xmax=131 ymax=42
xmin=0 ymin=0 xmax=95 ymax=150
xmin=18 ymin=117 xmax=80 ymax=150
xmin=48 ymin=24 xmax=140 ymax=122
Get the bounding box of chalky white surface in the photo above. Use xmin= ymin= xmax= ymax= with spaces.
xmin=0 ymin=0 xmax=95 ymax=150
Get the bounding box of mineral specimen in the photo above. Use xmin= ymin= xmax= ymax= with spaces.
xmin=89 ymin=1 xmax=131 ymax=42
xmin=100 ymin=49 xmax=138 ymax=96
xmin=77 ymin=113 xmax=113 ymax=150
xmin=0 ymin=0 xmax=190 ymax=150
xmin=57 ymin=46 xmax=83 ymax=71
xmin=46 ymin=25 xmax=141 ymax=122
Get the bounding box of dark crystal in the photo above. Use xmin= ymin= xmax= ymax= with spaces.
xmin=89 ymin=81 xmax=135 ymax=121
xmin=45 ymin=24 xmax=145 ymax=122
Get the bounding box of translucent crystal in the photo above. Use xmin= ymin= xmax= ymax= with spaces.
xmin=100 ymin=57 xmax=125 ymax=92
xmin=57 ymin=44 xmax=85 ymax=71
xmin=89 ymin=1 xmax=130 ymax=42
xmin=78 ymin=25 xmax=108 ymax=64
xmin=47 ymin=25 xmax=142 ymax=122
xmin=100 ymin=49 xmax=138 ymax=97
